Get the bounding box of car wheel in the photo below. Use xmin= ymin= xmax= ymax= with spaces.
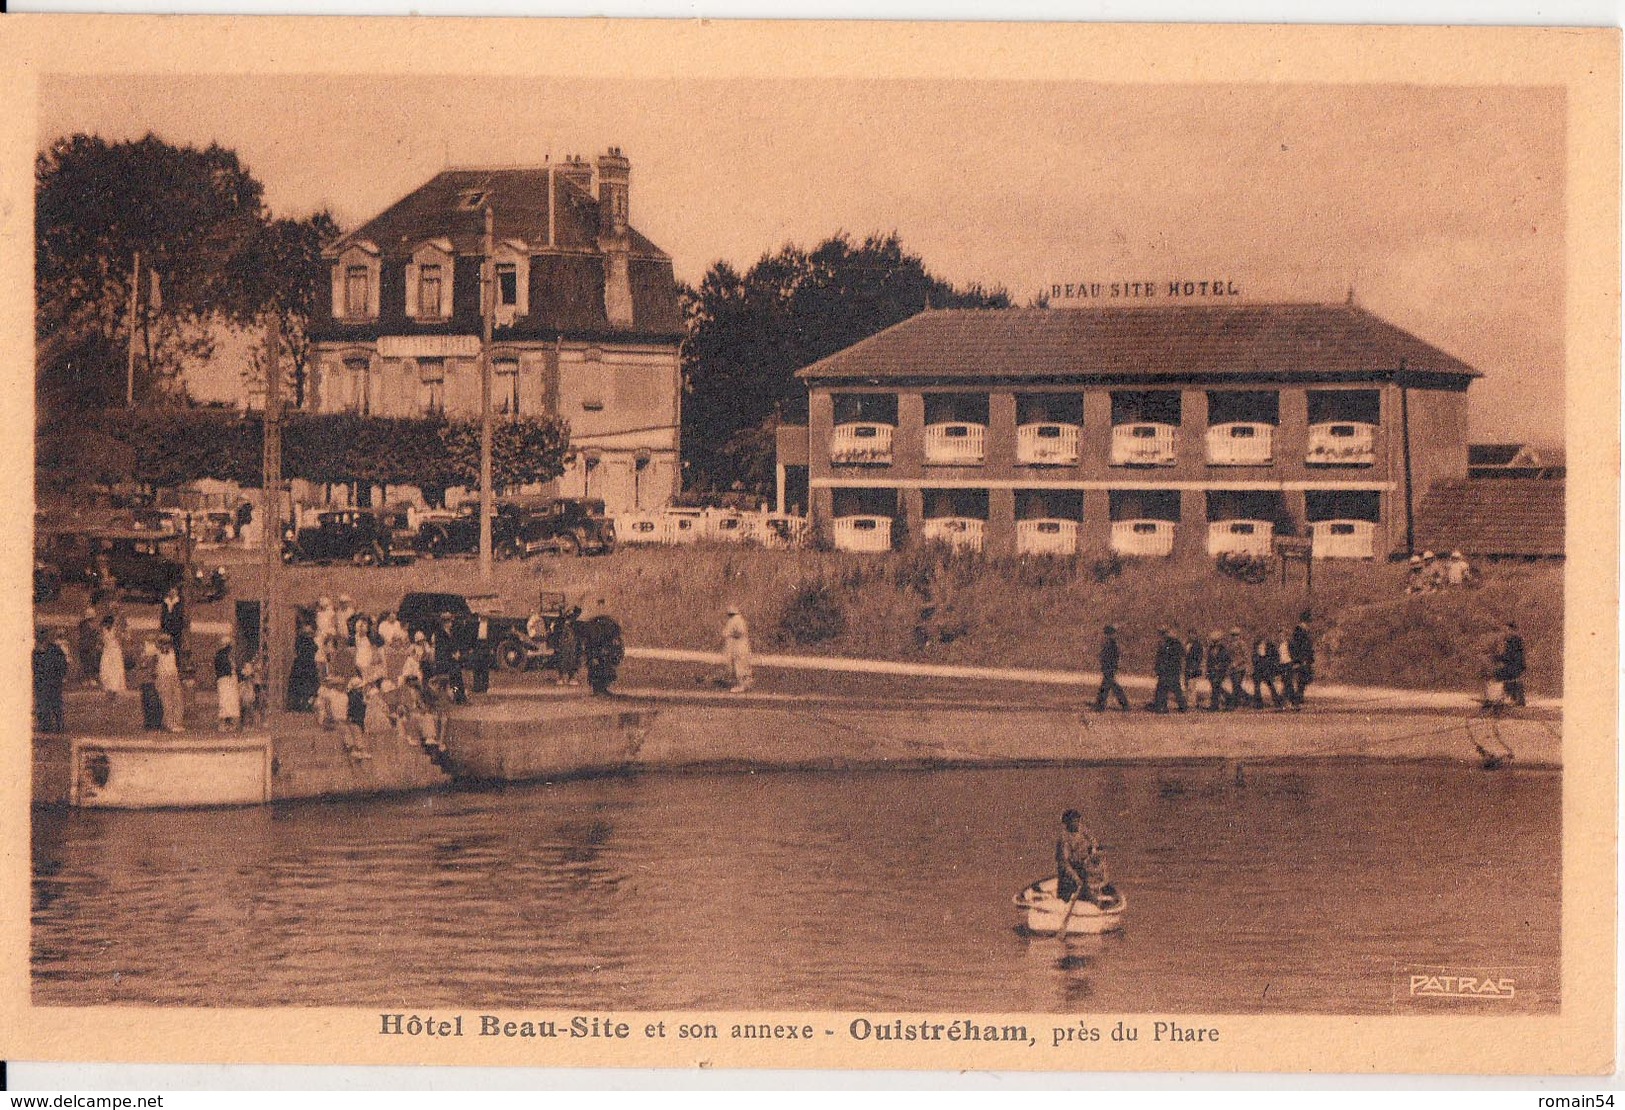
xmin=497 ymin=639 xmax=527 ymax=671
xmin=353 ymin=547 xmax=378 ymax=567
xmin=554 ymin=534 xmax=581 ymax=557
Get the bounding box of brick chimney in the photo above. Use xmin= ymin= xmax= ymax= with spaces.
xmin=556 ymin=154 xmax=593 ymax=193
xmin=597 ymin=146 xmax=630 ymax=237
xmin=597 ymin=146 xmax=634 ymax=329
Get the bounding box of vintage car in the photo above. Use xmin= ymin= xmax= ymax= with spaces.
xmin=282 ymin=509 xmax=412 ymax=566
xmin=38 ymin=529 xmax=228 ymax=602
xmin=416 ymin=498 xmax=616 ymax=559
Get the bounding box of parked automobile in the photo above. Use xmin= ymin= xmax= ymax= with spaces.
xmin=282 ymin=509 xmax=412 ymax=566
xmin=37 ymin=529 xmax=228 ymax=602
xmin=396 ymin=590 xmax=536 ymax=676
xmin=416 ymin=498 xmax=616 ymax=558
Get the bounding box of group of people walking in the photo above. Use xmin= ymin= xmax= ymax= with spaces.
xmin=1093 ymin=613 xmax=1317 ymax=713
xmin=1406 ymin=550 xmax=1479 ymax=594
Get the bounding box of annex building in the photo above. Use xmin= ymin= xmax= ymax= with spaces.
xmin=779 ymin=302 xmax=1478 ymax=560
xmin=308 ymin=149 xmax=683 ymax=516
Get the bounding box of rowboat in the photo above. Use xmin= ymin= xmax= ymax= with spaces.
xmin=1013 ymin=877 xmax=1128 ymax=935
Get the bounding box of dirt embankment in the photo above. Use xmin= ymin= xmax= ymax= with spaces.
xmin=217 ymin=546 xmax=1562 ymax=699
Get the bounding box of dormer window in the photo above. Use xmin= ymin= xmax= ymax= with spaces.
xmin=406 ymin=239 xmax=456 ymax=321
xmin=418 ymin=264 xmax=444 ymax=318
xmin=330 ymin=241 xmax=381 ymax=321
xmin=457 ymin=190 xmax=488 ymax=210
xmin=488 ymin=240 xmax=530 ymax=325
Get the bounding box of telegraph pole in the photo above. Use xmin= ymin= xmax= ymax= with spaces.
xmin=262 ymin=311 xmax=286 ymax=719
xmin=478 ymin=205 xmax=495 ymax=579
xmin=125 ymin=250 xmax=141 ymax=406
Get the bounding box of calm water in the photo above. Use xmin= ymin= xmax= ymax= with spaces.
xmin=33 ymin=762 xmax=1559 ymax=1013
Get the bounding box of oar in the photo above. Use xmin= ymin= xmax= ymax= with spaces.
xmin=1055 ymin=883 xmax=1084 ymax=939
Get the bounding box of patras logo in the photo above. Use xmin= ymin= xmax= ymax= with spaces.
xmin=1410 ymin=972 xmax=1517 ymax=999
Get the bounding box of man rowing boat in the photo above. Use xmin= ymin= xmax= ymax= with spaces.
xmin=1055 ymin=808 xmax=1109 ymax=905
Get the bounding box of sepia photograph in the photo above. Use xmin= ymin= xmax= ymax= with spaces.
xmin=4 ymin=16 xmax=1618 ymax=1077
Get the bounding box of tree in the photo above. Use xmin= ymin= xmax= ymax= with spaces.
xmin=239 ymin=211 xmax=342 ymax=410
xmin=36 ymin=133 xmax=268 ymax=417
xmin=680 ymin=232 xmax=1010 ymax=494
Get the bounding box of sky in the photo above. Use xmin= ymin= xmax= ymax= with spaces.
xmin=39 ymin=75 xmax=1566 ymax=447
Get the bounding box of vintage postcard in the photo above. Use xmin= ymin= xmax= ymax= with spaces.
xmin=1 ymin=16 xmax=1617 ymax=1076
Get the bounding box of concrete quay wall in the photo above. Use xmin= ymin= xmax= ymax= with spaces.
xmin=35 ymin=698 xmax=1560 ymax=808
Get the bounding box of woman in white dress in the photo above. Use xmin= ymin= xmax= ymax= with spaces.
xmin=98 ymin=615 xmax=127 ymax=696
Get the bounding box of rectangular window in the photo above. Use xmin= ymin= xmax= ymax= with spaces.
xmin=418 ymin=264 xmax=443 ymax=318
xmin=344 ymin=266 xmax=369 ymax=318
xmin=496 ymin=359 xmax=520 ymax=417
xmin=418 ymin=358 xmax=446 ymax=415
xmin=497 ymin=263 xmax=518 ymax=307
xmin=344 ymin=358 xmax=370 ymax=415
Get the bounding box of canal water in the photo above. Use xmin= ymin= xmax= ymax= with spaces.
xmin=32 ymin=762 xmax=1559 ymax=1013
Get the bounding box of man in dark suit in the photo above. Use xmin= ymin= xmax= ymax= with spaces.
xmin=1286 ymin=611 xmax=1315 ymax=709
xmin=1092 ymin=625 xmax=1129 ymax=711
xmin=1149 ymin=627 xmax=1188 ymax=713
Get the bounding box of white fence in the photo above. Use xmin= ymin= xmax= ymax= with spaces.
xmin=1206 ymin=519 xmax=1275 ymax=557
xmin=921 ymin=516 xmax=986 ymax=553
xmin=1016 ymin=423 xmax=1081 ymax=466
xmin=1110 ymin=518 xmax=1176 ymax=557
xmin=615 ymin=508 xmax=810 ymax=548
xmin=1016 ymin=518 xmax=1079 ymax=556
xmin=1310 ymin=518 xmax=1376 ymax=558
xmin=1110 ymin=423 xmax=1178 ymax=466
xmin=1306 ymin=422 xmax=1377 ymax=466
xmin=922 ymin=422 xmax=987 ymax=465
xmin=829 ymin=422 xmax=895 ymax=465
xmin=1205 ymin=422 xmax=1275 ymax=466
xmin=833 ymin=515 xmax=894 ymax=552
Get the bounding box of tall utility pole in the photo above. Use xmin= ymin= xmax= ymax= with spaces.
xmin=125 ymin=250 xmax=141 ymax=406
xmin=478 ymin=205 xmax=496 ymax=579
xmin=262 ymin=311 xmax=286 ymax=719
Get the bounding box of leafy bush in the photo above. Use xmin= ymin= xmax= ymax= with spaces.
xmin=777 ymin=581 xmax=847 ymax=645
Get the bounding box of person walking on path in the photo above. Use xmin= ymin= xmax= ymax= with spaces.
xmin=1224 ymin=628 xmax=1249 ymax=710
xmin=288 ymin=620 xmax=321 ymax=712
xmin=1149 ymin=627 xmax=1189 ymax=713
xmin=214 ymin=637 xmax=241 ymax=731
xmin=1092 ymin=625 xmax=1130 ymax=711
xmin=1251 ymin=633 xmax=1285 ymax=710
xmin=33 ymin=629 xmax=68 ymax=734
xmin=1182 ymin=631 xmax=1204 ymax=706
xmin=723 ymin=605 xmax=753 ymax=693
xmin=159 ymin=586 xmax=188 ymax=672
xmin=1494 ymin=621 xmax=1528 ymax=707
xmin=1202 ymin=630 xmax=1228 ymax=711
xmin=98 ymin=614 xmax=127 ymax=696
xmin=154 ymin=635 xmax=185 ymax=732
xmin=76 ymin=607 xmax=102 ymax=684
xmin=1286 ymin=612 xmax=1315 ymax=709
xmin=134 ymin=641 xmax=163 ymax=729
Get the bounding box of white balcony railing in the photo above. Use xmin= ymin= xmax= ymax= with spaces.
xmin=1016 ymin=422 xmax=1081 ymax=466
xmin=1110 ymin=423 xmax=1178 ymax=466
xmin=1207 ymin=519 xmax=1275 ymax=558
xmin=1206 ymin=422 xmax=1275 ymax=466
xmin=830 ymin=422 xmax=894 ymax=465
xmin=1306 ymin=422 xmax=1378 ymax=466
xmin=833 ymin=515 xmax=893 ymax=553
xmin=922 ymin=516 xmax=986 ymax=553
xmin=1310 ymin=519 xmax=1376 ymax=559
xmin=923 ymin=422 xmax=986 ymax=465
xmin=1016 ymin=518 xmax=1079 ymax=556
xmin=1110 ymin=519 xmax=1176 ymax=557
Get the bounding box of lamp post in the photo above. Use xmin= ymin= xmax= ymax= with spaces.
xmin=479 ymin=205 xmax=495 ymax=580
